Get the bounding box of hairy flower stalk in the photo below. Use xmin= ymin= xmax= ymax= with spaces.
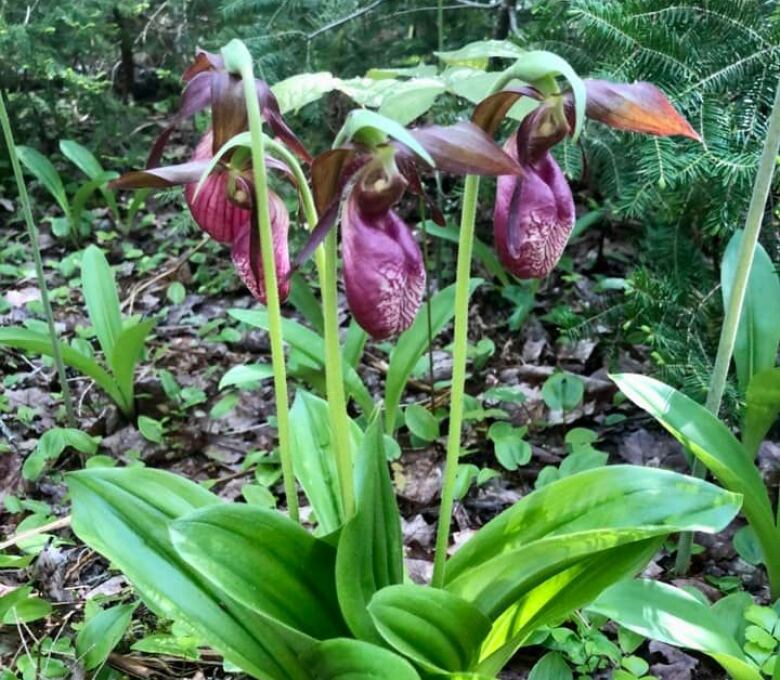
xmin=432 ymin=69 xmax=699 ymax=588
xmin=112 ymin=43 xmax=309 ymax=521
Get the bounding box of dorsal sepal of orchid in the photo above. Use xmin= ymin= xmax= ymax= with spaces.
xmin=577 ymin=79 xmax=701 ymax=141
xmin=342 ymin=184 xmax=425 ymax=340
xmin=472 ymin=86 xmax=543 ymax=137
xmin=231 ymin=190 xmax=291 ymax=304
xmin=110 ymin=160 xmax=211 ymax=190
xmin=334 ymin=109 xmax=434 ymax=167
xmin=406 ymin=122 xmax=523 ymax=177
xmin=148 ymin=45 xmax=311 ymax=169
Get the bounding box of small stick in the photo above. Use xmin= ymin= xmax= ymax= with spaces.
xmin=0 ymin=515 xmax=71 ymax=551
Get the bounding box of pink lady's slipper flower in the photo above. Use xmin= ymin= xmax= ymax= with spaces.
xmin=474 ymin=79 xmax=700 ymax=279
xmin=296 ymin=120 xmax=523 ymax=339
xmin=112 ymin=49 xmax=308 ymax=303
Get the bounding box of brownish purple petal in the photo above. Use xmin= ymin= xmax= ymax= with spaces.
xmin=472 ymin=86 xmax=542 ymax=136
xmin=582 ymin=79 xmax=700 ymax=140
xmin=408 ymin=122 xmax=523 ymax=177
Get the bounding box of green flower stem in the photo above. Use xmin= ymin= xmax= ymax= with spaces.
xmin=321 ymin=229 xmax=355 ymax=518
xmin=675 ymin=78 xmax=780 ymax=577
xmin=264 ymin=135 xmax=355 ymax=518
xmin=431 ymin=173 xmax=480 ymax=588
xmin=0 ymin=91 xmax=77 ymax=428
xmin=225 ymin=40 xmax=298 ymax=523
xmin=431 ymin=61 xmax=528 ymax=588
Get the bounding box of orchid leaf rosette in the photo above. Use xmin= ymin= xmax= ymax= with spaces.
xmin=112 ymin=49 xmax=310 ymax=303
xmin=295 ymin=111 xmax=523 ymax=339
xmin=473 ymin=79 xmax=701 ymax=279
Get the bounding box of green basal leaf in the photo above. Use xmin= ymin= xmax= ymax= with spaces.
xmin=0 ymin=327 xmax=127 ymax=412
xmin=23 ymin=427 xmax=97 ymax=481
xmin=16 ymin=144 xmax=70 ymax=216
xmin=368 ymin=584 xmax=491 ymax=674
xmin=446 ymin=465 xmax=741 ymax=617
xmin=589 ymin=579 xmax=762 ymax=680
xmin=110 ymin=319 xmax=155 ymax=412
xmin=290 ymin=391 xmax=363 ymax=535
xmin=336 ymin=417 xmax=404 ymax=643
xmin=304 ymin=638 xmax=420 ymax=679
xmin=385 ymin=279 xmax=482 ymax=432
xmin=81 ymin=245 xmax=123 ymax=365
xmin=67 ymin=467 xmax=314 ymax=680
xmin=612 ymin=374 xmax=780 ymax=572
xmin=477 ymin=540 xmax=661 ymax=675
xmin=171 ymin=503 xmax=348 ymax=640
xmin=75 ymin=602 xmax=137 ymax=670
xmin=230 ymin=308 xmax=374 ymax=415
xmin=743 ymin=367 xmax=780 ymax=459
xmin=436 ymin=40 xmax=525 ymax=65
xmin=722 ymin=231 xmax=780 ymax=393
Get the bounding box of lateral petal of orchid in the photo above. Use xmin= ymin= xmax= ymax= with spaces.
xmin=147 ymin=71 xmax=213 ymax=167
xmin=311 ymin=148 xmax=358 ymax=216
xmin=472 ymin=86 xmax=543 ymax=136
xmin=110 ymin=160 xmax=211 ymax=189
xmin=408 ymin=122 xmax=523 ymax=176
xmin=230 ymin=191 xmax=291 ymax=304
xmin=494 ymin=135 xmax=575 ymax=279
xmin=256 ymin=81 xmax=312 ymax=164
xmin=342 ymin=193 xmax=425 ymax=340
xmin=584 ymin=79 xmax=701 ymax=140
xmin=183 ymin=132 xmax=251 ymax=243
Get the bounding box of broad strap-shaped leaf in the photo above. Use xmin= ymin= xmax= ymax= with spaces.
xmin=67 ymin=468 xmax=313 ymax=680
xmin=110 ymin=319 xmax=155 ymax=413
xmin=336 ymin=418 xmax=404 ymax=642
xmin=0 ymin=327 xmax=127 ymax=413
xmin=81 ymin=245 xmax=124 ymax=365
xmin=588 ymin=579 xmax=761 ymax=680
xmin=368 ymin=584 xmax=491 ymax=674
xmin=445 ymin=465 xmax=741 ymax=617
xmin=612 ymin=374 xmax=780 ymax=570
xmin=290 ymin=391 xmax=363 ymax=534
xmin=477 ymin=539 xmax=661 ymax=676
xmin=304 ymin=638 xmax=420 ymax=680
xmin=75 ymin=602 xmax=137 ymax=670
xmin=744 ymin=367 xmax=780 ymax=459
xmin=16 ymin=145 xmax=70 ymax=216
xmin=384 ymin=279 xmax=482 ymax=432
xmin=230 ymin=308 xmax=374 ymax=415
xmin=722 ymin=231 xmax=780 ymax=392
xmin=171 ymin=503 xmax=348 ymax=639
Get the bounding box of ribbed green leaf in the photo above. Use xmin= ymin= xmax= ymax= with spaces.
xmin=75 ymin=602 xmax=137 ymax=670
xmin=290 ymin=391 xmax=362 ymax=534
xmin=0 ymin=327 xmax=126 ymax=411
xmin=304 ymin=638 xmax=420 ymax=679
xmin=445 ymin=466 xmax=742 ymax=618
xmin=744 ymin=367 xmax=780 ymax=459
xmin=612 ymin=373 xmax=780 ymax=571
xmin=336 ymin=418 xmax=404 ymax=643
xmin=369 ymin=584 xmax=491 ymax=674
xmin=81 ymin=245 xmax=123 ymax=364
xmin=589 ymin=579 xmax=761 ymax=680
xmin=16 ymin=145 xmax=70 ymax=216
xmin=109 ymin=319 xmax=155 ymax=413
xmin=722 ymin=231 xmax=780 ymax=392
xmin=171 ymin=503 xmax=347 ymax=640
xmin=67 ymin=468 xmax=314 ymax=680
